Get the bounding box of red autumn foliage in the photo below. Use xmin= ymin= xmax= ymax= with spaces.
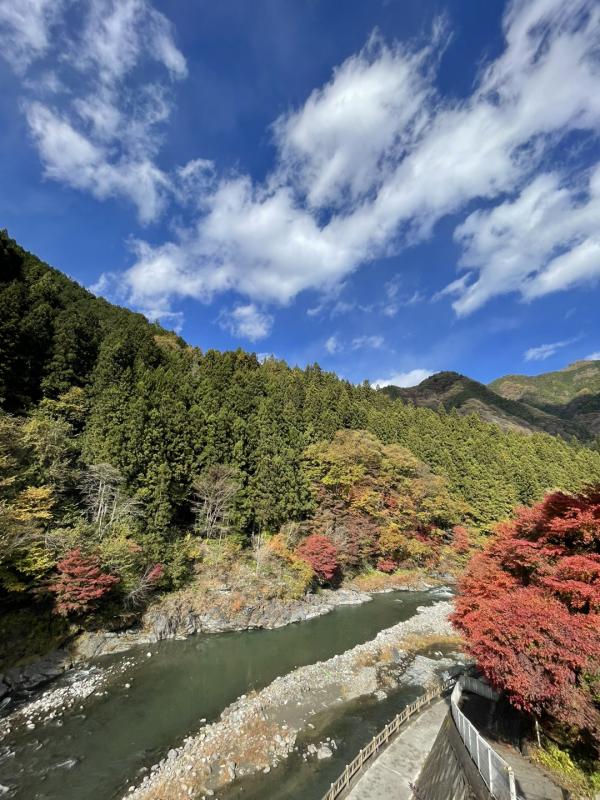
xmin=376 ymin=558 xmax=397 ymax=574
xmin=145 ymin=563 xmax=164 ymax=584
xmin=452 ymin=525 xmax=471 ymax=555
xmin=49 ymin=549 xmax=120 ymax=616
xmin=296 ymin=534 xmax=339 ymax=583
xmin=452 ymin=487 xmax=600 ymax=742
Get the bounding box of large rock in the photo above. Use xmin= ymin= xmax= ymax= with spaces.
xmin=71 ymin=630 xmax=157 ymax=660
xmin=3 ymin=649 xmax=72 ymax=692
xmin=144 ymin=589 xmax=372 ymax=642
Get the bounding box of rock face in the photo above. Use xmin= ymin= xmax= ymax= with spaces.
xmin=146 ymin=587 xmax=371 ymax=639
xmin=124 ymin=601 xmax=459 ymax=800
xmin=1 ymin=649 xmax=73 ymax=693
xmin=70 ymin=588 xmax=372 ymax=661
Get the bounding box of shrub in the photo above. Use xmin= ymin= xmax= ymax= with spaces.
xmin=295 ymin=533 xmax=339 ymax=583
xmin=452 ymin=487 xmax=600 ymax=749
xmin=376 ymin=558 xmax=397 ymax=574
xmin=49 ymin=549 xmax=119 ymax=616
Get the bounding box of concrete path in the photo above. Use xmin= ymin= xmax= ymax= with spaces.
xmin=346 ymin=699 xmax=448 ymax=800
xmin=460 ymin=692 xmax=564 ymax=800
xmin=491 ymin=740 xmax=564 ymax=800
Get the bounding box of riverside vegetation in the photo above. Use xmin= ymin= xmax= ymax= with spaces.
xmin=1 ymin=230 xmax=600 ymax=796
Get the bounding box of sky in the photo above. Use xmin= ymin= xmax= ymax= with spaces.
xmin=1 ymin=0 xmax=600 ymax=387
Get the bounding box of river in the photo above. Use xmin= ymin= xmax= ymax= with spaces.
xmin=0 ymin=589 xmax=450 ymax=800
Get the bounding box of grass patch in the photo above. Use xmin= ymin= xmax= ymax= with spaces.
xmin=531 ymin=739 xmax=600 ymax=799
xmin=347 ymin=567 xmax=438 ymax=593
xmin=400 ymin=631 xmax=464 ymax=654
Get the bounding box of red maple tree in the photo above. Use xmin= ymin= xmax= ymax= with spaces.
xmin=452 ymin=487 xmax=600 ymax=743
xmin=452 ymin=525 xmax=471 ymax=555
xmin=296 ymin=534 xmax=339 ymax=583
xmin=376 ymin=558 xmax=397 ymax=574
xmin=49 ymin=549 xmax=120 ymax=616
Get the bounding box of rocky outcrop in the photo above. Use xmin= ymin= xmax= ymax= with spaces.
xmin=146 ymin=587 xmax=371 ymax=639
xmin=72 ymin=588 xmax=372 ymax=661
xmin=1 ymin=649 xmax=73 ymax=694
xmin=125 ymin=601 xmax=461 ymax=800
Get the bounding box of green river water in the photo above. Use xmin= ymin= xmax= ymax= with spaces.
xmin=0 ymin=589 xmax=451 ymax=800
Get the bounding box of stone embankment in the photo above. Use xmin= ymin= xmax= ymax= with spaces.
xmin=125 ymin=600 xmax=459 ymax=800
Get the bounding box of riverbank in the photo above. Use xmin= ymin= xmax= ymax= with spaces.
xmin=125 ymin=600 xmax=460 ymax=800
xmin=1 ymin=569 xmax=443 ymax=699
xmin=0 ymin=590 xmax=453 ymax=800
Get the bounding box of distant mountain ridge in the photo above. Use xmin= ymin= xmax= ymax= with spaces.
xmin=490 ymin=360 xmax=600 ymax=439
xmin=490 ymin=360 xmax=600 ymax=405
xmin=381 ymin=365 xmax=600 ymax=441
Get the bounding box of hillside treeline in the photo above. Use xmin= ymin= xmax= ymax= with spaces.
xmin=2 ymin=229 xmax=600 ymax=646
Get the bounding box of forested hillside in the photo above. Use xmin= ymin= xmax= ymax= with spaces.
xmin=2 ymin=229 xmax=600 ymax=659
xmin=381 ymin=371 xmax=587 ymax=438
xmin=490 ymin=361 xmax=600 ymax=439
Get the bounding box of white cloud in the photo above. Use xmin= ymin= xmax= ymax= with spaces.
xmin=73 ymin=0 xmax=187 ymax=82
xmin=371 ymin=368 xmax=433 ymax=388
xmin=524 ymin=339 xmax=576 ymax=362
xmin=273 ymin=27 xmax=441 ymax=210
xmin=1 ymin=0 xmax=187 ymax=222
xmin=26 ymin=102 xmax=171 ymax=223
xmin=325 ymin=335 xmax=341 ymax=355
xmin=5 ymin=0 xmax=600 ymax=325
xmin=107 ymin=0 xmax=600 ymax=321
xmin=585 ymin=351 xmax=600 ymax=361
xmin=0 ymin=0 xmax=65 ymax=72
xmin=219 ymin=304 xmax=273 ymax=342
xmin=352 ymin=335 xmax=384 ymax=350
xmin=449 ymin=167 xmax=600 ymax=314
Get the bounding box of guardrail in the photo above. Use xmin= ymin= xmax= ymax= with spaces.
xmin=451 ymin=676 xmax=517 ymax=800
xmin=321 ymin=678 xmax=455 ymax=800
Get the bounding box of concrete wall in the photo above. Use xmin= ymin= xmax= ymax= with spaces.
xmin=415 ymin=712 xmax=491 ymax=800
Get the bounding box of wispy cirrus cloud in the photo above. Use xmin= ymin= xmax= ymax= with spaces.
xmin=219 ymin=304 xmax=273 ymax=342
xmin=351 ymin=335 xmax=384 ymax=350
xmin=4 ymin=0 xmax=600 ymax=341
xmin=325 ymin=335 xmax=341 ymax=355
xmin=0 ymin=0 xmax=66 ymax=72
xmin=324 ymin=333 xmax=384 ymax=355
xmin=0 ymin=0 xmax=188 ymax=223
xmin=524 ymin=338 xmax=578 ymax=362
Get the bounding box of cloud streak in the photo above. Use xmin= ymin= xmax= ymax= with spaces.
xmin=371 ymin=368 xmax=433 ymax=388
xmin=3 ymin=0 xmax=600 ymax=340
xmin=524 ymin=338 xmax=577 ymax=362
xmin=1 ymin=0 xmax=187 ymax=222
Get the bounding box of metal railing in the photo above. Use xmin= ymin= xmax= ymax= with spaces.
xmin=321 ymin=678 xmax=455 ymax=800
xmin=451 ymin=676 xmax=517 ymax=800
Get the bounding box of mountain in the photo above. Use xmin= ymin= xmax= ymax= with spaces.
xmin=490 ymin=361 xmax=600 ymax=438
xmin=490 ymin=360 xmax=600 ymax=405
xmin=380 ymin=371 xmax=594 ymax=440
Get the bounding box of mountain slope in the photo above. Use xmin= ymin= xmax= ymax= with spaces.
xmin=381 ymin=371 xmax=587 ymax=438
xmin=490 ymin=361 xmax=600 ymax=439
xmin=490 ymin=360 xmax=600 ymax=406
xmin=0 ymin=228 xmax=169 ymax=413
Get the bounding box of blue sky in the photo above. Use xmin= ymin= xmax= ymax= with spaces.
xmin=1 ymin=0 xmax=600 ymax=387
